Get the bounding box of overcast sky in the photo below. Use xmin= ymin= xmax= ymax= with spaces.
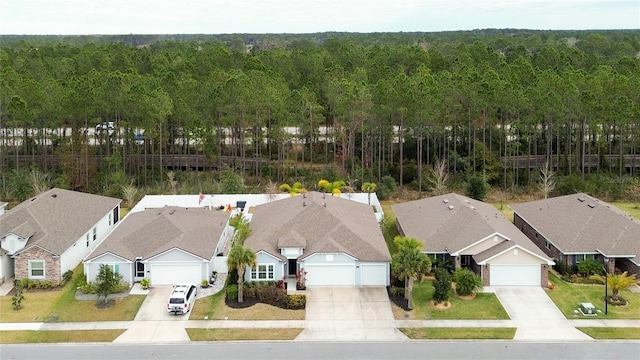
xmin=1 ymin=0 xmax=638 ymax=35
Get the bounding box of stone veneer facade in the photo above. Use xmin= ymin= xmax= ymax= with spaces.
xmin=14 ymin=246 xmax=61 ymax=283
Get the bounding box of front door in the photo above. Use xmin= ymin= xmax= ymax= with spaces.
xmin=288 ymin=259 xmax=297 ymax=276
xmin=134 ymin=260 xmax=145 ymax=282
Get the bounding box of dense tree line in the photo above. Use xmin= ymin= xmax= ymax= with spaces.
xmin=1 ymin=31 xmax=639 ymax=201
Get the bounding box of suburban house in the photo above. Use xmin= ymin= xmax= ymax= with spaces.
xmin=511 ymin=193 xmax=640 ymax=276
xmin=243 ymin=191 xmax=392 ymax=287
xmin=0 ymin=188 xmax=121 ymax=284
xmin=84 ymin=206 xmax=231 ymax=286
xmin=392 ymin=193 xmax=554 ymax=287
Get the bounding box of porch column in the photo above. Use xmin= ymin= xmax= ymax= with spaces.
xmin=604 ymin=257 xmax=614 ymax=274
xmin=454 ymin=256 xmax=461 ymax=270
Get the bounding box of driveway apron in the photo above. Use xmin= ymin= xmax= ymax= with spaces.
xmin=492 ymin=287 xmax=592 ymax=341
xmin=296 ymin=287 xmax=407 ymax=341
xmin=114 ymin=286 xmax=190 ymax=343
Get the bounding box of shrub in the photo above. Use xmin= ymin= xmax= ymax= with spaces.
xmin=12 ymin=286 xmax=25 ymax=310
xmin=431 ymin=257 xmax=454 ymax=273
xmin=465 ymin=176 xmax=488 ymax=201
xmin=256 ymin=286 xmax=287 ymax=304
xmin=226 ymin=285 xmax=238 ymax=301
xmin=577 ymin=259 xmax=603 ymax=277
xmin=287 ymin=294 xmax=306 ymax=309
xmin=432 ymin=278 xmax=451 ymax=304
xmin=376 ymin=175 xmax=397 ymax=200
xmin=389 ymin=286 xmax=404 ymax=297
xmin=553 ymin=260 xmax=571 ymax=276
xmin=453 ymin=268 xmax=483 ymax=296
xmin=433 ymin=268 xmax=452 ymax=304
xmin=15 ymin=278 xmax=58 ymax=290
xmin=244 ymin=286 xmax=256 ymax=299
xmin=62 ymin=270 xmax=74 ymax=285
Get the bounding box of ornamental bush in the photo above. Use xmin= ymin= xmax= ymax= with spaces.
xmin=453 ymin=268 xmax=483 ymax=296
xmin=226 ymin=285 xmax=238 ymax=301
xmin=287 ymin=294 xmax=306 ymax=309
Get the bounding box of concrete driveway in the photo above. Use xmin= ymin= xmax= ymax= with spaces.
xmin=114 ymin=286 xmax=191 ymax=343
xmin=492 ymin=287 xmax=592 ymax=341
xmin=296 ymin=287 xmax=407 ymax=341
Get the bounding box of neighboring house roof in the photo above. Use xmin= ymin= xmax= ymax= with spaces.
xmin=510 ymin=193 xmax=640 ymax=261
xmin=392 ymin=193 xmax=551 ymax=262
xmin=0 ymin=188 xmax=121 ymax=255
xmin=85 ymin=206 xmax=229 ymax=261
xmin=245 ymin=191 xmax=391 ymax=262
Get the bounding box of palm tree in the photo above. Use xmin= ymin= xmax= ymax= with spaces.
xmin=602 ymin=271 xmax=639 ymax=302
xmin=361 ymin=182 xmax=377 ymax=205
xmin=227 ymin=245 xmax=256 ymax=303
xmin=391 ymin=236 xmax=431 ymax=310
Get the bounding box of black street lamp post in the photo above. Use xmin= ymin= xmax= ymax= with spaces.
xmin=603 ymin=258 xmax=608 ymax=315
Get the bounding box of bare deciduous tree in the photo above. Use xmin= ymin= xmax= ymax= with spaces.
xmin=30 ymin=168 xmax=51 ymax=195
xmin=428 ymin=158 xmax=449 ymax=195
xmin=539 ymin=160 xmax=556 ymax=199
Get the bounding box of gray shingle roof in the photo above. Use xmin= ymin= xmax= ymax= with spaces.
xmin=86 ymin=206 xmax=230 ymax=261
xmin=392 ymin=193 xmax=550 ymax=261
xmin=245 ymin=192 xmax=391 ymax=262
xmin=510 ymin=193 xmax=640 ymax=259
xmin=0 ymin=188 xmax=121 ymax=255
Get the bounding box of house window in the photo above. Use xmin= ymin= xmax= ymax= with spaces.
xmin=535 ymin=232 xmax=538 ymax=239
xmin=108 ymin=264 xmax=120 ymax=274
xmin=92 ymin=227 xmax=97 ymax=241
xmin=29 ymin=260 xmax=45 ymax=279
xmin=86 ymin=233 xmax=90 ymax=247
xmin=251 ymin=264 xmax=274 ymax=280
xmin=545 ymin=240 xmax=551 ymax=250
xmin=574 ymin=254 xmax=595 ymax=264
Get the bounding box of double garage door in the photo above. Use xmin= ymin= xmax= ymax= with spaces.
xmin=304 ymin=263 xmax=388 ymax=286
xmin=150 ymin=263 xmax=201 ymax=285
xmin=490 ymin=264 xmax=541 ymax=286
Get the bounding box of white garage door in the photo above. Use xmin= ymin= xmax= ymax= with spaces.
xmin=361 ymin=264 xmax=388 ymax=286
xmin=305 ymin=264 xmax=355 ymax=286
xmin=490 ymin=264 xmax=540 ymax=286
xmin=150 ymin=263 xmax=201 ymax=285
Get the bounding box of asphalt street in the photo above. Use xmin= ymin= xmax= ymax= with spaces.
xmin=2 ymin=341 xmax=639 ymax=360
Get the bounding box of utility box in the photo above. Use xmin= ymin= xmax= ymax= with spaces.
xmin=580 ymin=302 xmax=596 ymax=316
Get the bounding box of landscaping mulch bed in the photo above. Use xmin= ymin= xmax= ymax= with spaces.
xmin=388 ymin=292 xmax=410 ymax=311
xmin=225 ymin=297 xmax=289 ymax=309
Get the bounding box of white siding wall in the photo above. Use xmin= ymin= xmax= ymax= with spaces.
xmin=84 ymin=253 xmax=133 ymax=284
xmin=61 ymin=209 xmax=116 ymax=275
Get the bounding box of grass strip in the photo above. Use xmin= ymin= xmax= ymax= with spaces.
xmin=400 ymin=327 xmax=516 ymax=339
xmin=0 ymin=329 xmax=125 ymax=344
xmin=577 ymin=327 xmax=640 ymax=339
xmin=186 ymin=328 xmax=303 ymax=341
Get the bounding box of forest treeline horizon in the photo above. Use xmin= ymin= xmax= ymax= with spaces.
xmin=1 ymin=30 xmax=639 ymax=203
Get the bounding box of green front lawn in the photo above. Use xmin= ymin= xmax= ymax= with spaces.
xmin=0 ymin=330 xmax=125 ymax=344
xmin=187 ymin=328 xmax=303 ymax=341
xmin=546 ymin=273 xmax=640 ymax=319
xmin=400 ymin=327 xmax=516 ymax=339
xmin=189 ymin=289 xmax=305 ymax=320
xmin=391 ymin=280 xmax=509 ymax=320
xmin=0 ymin=266 xmax=145 ymax=322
